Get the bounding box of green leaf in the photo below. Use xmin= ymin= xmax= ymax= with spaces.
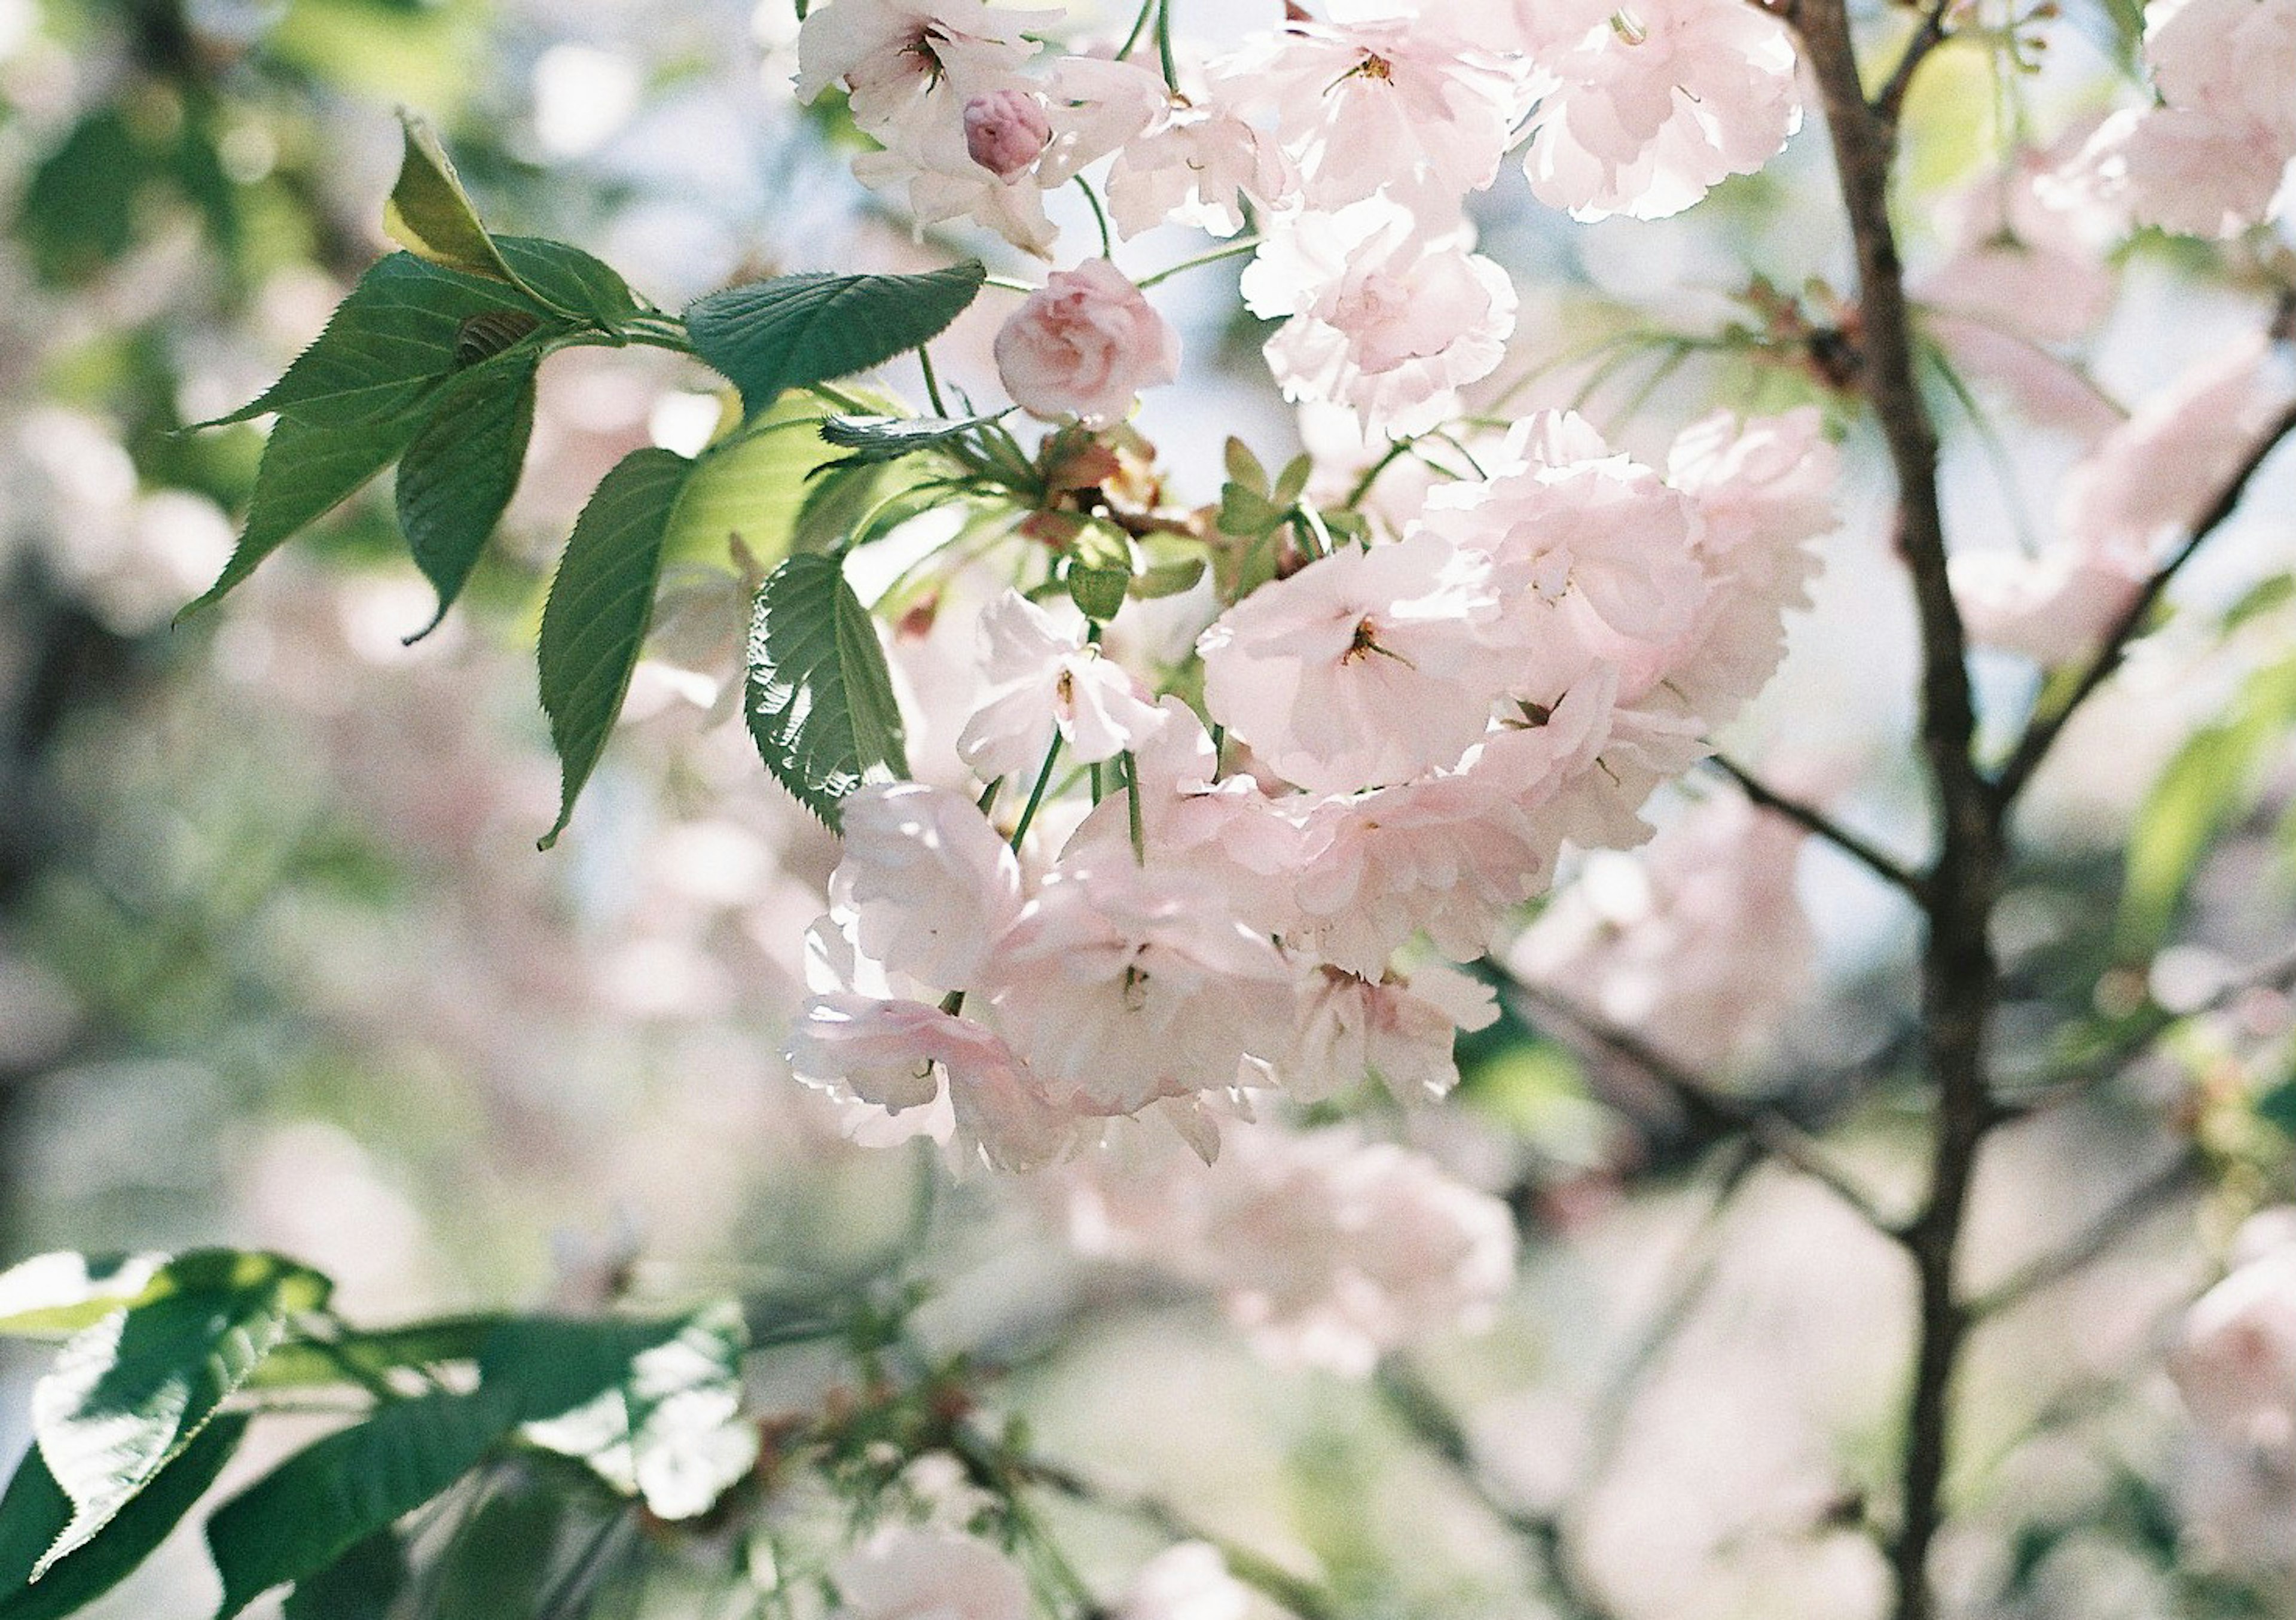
xmin=203 ymin=253 xmax=541 ymax=429
xmin=0 ymin=1255 xmax=167 ymax=1341
xmin=382 ymin=114 xmax=521 ymax=289
xmin=511 ymin=1302 xmax=755 ymax=1521
xmin=2119 ymin=651 xmax=2296 ymax=953
xmin=0 ymin=1416 xmax=245 ymax=1620
xmin=537 ymin=448 xmax=693 ymax=849
xmin=396 ymin=352 xmax=541 ymax=639
xmin=184 ymin=408 xmax=428 ymax=615
xmin=29 ymin=1253 xmax=327 ymax=1578
xmin=685 ymin=261 xmax=985 ymax=416
xmin=745 ymin=553 xmax=910 ymax=829
xmin=819 ymin=411 xmax=1004 ymax=465
xmin=1067 ymin=568 xmax=1130 ymax=622
xmin=1223 ymin=437 xmax=1268 ymax=495
xmin=663 ymin=397 xmax=846 ymax=572
xmin=1131 ymin=557 xmax=1205 ymax=600
xmin=206 ymin=1389 xmax=521 ymax=1618
xmin=281 ymin=1532 xmax=408 ymax=1620
xmin=475 ymin=1316 xmax=689 ymax=1423
xmin=2256 ymin=1077 xmax=2296 ymax=1138
xmin=1218 ymin=481 xmax=1286 ymax=539
xmin=1272 ymin=453 xmax=1312 ymax=509
xmin=494 ymin=237 xmax=641 ymax=328
xmin=247 ymin=1316 xmax=509 ymax=1391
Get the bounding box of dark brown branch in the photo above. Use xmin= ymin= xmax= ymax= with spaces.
xmin=1871 ymin=0 xmax=1957 ymax=128
xmin=1513 ymin=984 xmax=1901 ymax=1235
xmin=1965 ymin=1152 xmax=2200 ymax=1321
xmin=1992 ymin=395 xmax=2296 ymax=807
xmin=1793 ymin=4 xmax=2005 ymax=1615
xmin=1708 ymin=755 xmax=1930 ymax=902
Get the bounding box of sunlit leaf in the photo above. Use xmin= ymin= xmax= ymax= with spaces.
xmin=745 ymin=553 xmax=909 ymax=829
xmin=29 ymin=1253 xmax=327 ymax=1576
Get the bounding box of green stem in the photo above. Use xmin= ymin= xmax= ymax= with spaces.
xmin=1136 ymin=235 xmax=1260 ymax=289
xmin=1155 ymin=0 xmax=1180 ymax=89
xmin=917 ymin=343 xmax=951 ymax=418
xmin=1074 ymin=175 xmax=1117 ymax=261
xmin=1009 ymin=736 xmax=1063 ymax=853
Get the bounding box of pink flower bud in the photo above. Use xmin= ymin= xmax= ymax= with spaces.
xmin=993 ymin=259 xmax=1180 ymax=429
xmin=963 ymin=89 xmax=1051 ymax=180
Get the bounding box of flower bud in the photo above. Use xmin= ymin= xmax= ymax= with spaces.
xmin=963 ymin=89 xmax=1051 ymax=180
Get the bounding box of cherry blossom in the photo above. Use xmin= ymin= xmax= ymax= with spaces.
xmin=1196 ymin=526 xmax=1507 ymax=794
xmin=1241 ymin=199 xmax=1517 ymax=436
xmin=830 ymin=1528 xmax=1032 ymax=1620
xmin=994 ymin=259 xmax=1181 ymax=428
xmin=956 ymin=589 xmax=1165 ymax=781
xmin=1509 ymin=0 xmax=1804 ymax=222
xmin=831 ymin=781 xmax=1021 ymax=989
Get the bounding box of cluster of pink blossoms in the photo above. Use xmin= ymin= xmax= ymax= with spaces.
xmin=787 ymin=407 xmax=1838 ymax=1173
xmin=796 ymin=0 xmax=1806 ymax=435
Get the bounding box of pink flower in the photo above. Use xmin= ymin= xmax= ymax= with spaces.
xmin=1511 ymin=0 xmax=1803 ymax=222
xmin=829 ymin=781 xmax=1022 ymax=989
xmin=1213 ymin=14 xmax=1529 ymax=212
xmin=994 ymin=259 xmax=1181 ymax=428
xmin=1949 ymin=547 xmax=2147 ymax=667
xmin=1241 ymin=199 xmax=1517 ymax=437
xmin=1107 ymin=100 xmax=1290 ymax=239
xmin=983 ymin=864 xmax=1296 ymax=1115
xmin=963 ymin=87 xmax=1051 ymax=178
xmin=1196 ymin=527 xmax=1507 ymax=794
xmin=1115 ymin=1544 xmax=1251 ymax=1620
xmin=1287 ymin=961 xmax=1500 ymax=1103
xmin=2173 ymin=1232 xmax=2296 ymax=1450
xmin=955 ymin=590 xmax=1165 ymax=781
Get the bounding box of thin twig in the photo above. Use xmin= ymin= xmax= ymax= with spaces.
xmin=1372 ymin=1362 xmax=1622 ymax=1620
xmin=1994 ymin=936 xmax=2296 ymax=1116
xmin=978 ymin=1438 xmax=1345 ymax=1620
xmin=1871 ymin=0 xmax=1957 ymax=128
xmin=1707 ymin=755 xmax=1929 ymax=902
xmin=1964 ymin=1152 xmax=2201 ymax=1320
xmin=1992 ymin=396 xmax=2296 ymax=807
xmin=1512 ymin=984 xmax=1901 ymax=1236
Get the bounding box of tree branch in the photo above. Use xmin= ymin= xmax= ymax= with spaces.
xmin=1708 ymin=755 xmax=1929 ymax=902
xmin=1512 ymin=983 xmax=1901 ymax=1236
xmin=1964 ymin=1151 xmax=2201 ymax=1321
xmin=1373 ymin=1362 xmax=1623 ymax=1620
xmin=1871 ymin=0 xmax=1957 ymax=129
xmin=1991 ymin=394 xmax=2296 ymax=807
xmin=1793 ymin=4 xmax=2005 ymax=1615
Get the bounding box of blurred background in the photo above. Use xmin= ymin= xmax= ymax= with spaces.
xmin=2 ymin=0 xmax=2295 ymax=1615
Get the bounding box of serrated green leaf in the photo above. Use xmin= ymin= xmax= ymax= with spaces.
xmin=207 ymin=1389 xmax=521 ymax=1618
xmin=245 ymin=1315 xmax=509 ymax=1391
xmin=512 ymin=1302 xmax=754 ymax=1521
xmin=0 ymin=1255 xmax=167 ymax=1341
xmin=203 ymin=254 xmax=539 ymax=429
xmin=493 ymin=237 xmax=640 ymax=328
xmin=29 ymin=1252 xmax=328 ymax=1578
xmin=745 ymin=553 xmax=909 ymax=829
xmin=537 ymin=448 xmax=692 ymax=849
xmin=282 ymin=1532 xmax=407 ymax=1620
xmin=383 ymin=114 xmax=520 ymax=289
xmin=396 ymin=353 xmax=540 ymax=639
xmin=819 ymin=411 xmax=1004 ymax=465
xmin=685 ymin=261 xmax=985 ymax=416
xmin=0 ymin=1415 xmax=243 ymax=1620
xmin=184 ymin=407 xmax=428 ymax=615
